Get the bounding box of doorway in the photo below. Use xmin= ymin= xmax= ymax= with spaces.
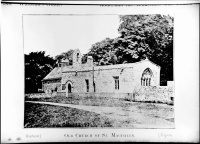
xmin=68 ymin=83 xmax=72 ymax=93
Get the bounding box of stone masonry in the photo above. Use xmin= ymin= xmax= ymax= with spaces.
xmin=42 ymin=49 xmax=161 ymax=98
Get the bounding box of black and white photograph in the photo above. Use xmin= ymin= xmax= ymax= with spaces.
xmin=1 ymin=1 xmax=199 ymax=143
xmin=24 ymin=14 xmax=174 ymax=129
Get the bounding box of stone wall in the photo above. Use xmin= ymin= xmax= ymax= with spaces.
xmin=44 ymin=55 xmax=161 ymax=98
xmin=60 ymin=85 xmax=174 ymax=104
xmin=132 ymin=86 xmax=174 ymax=103
xmin=26 ymin=86 xmax=174 ymax=104
xmin=94 ymin=67 xmax=135 ymax=94
xmin=25 ymin=93 xmax=52 ymax=98
xmin=73 ymin=86 xmax=174 ymax=104
xmin=132 ymin=60 xmax=161 ymax=87
xmin=61 ymin=67 xmax=136 ymax=96
xmin=62 ymin=71 xmax=94 ymax=93
xmin=43 ymin=81 xmax=62 ymax=93
xmin=61 ymin=61 xmax=160 ymax=97
xmin=67 ymin=92 xmax=132 ymax=99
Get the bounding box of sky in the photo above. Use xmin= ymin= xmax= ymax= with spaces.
xmin=23 ymin=15 xmax=120 ymax=58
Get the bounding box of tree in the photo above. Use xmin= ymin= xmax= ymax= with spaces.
xmin=25 ymin=51 xmax=56 ymax=93
xmin=87 ymin=38 xmax=116 ymax=65
xmin=118 ymin=14 xmax=174 ymax=85
xmin=54 ymin=49 xmax=74 ymax=66
xmin=87 ymin=14 xmax=173 ymax=85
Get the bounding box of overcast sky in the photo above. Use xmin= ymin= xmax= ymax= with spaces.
xmin=23 ymin=15 xmax=120 ymax=58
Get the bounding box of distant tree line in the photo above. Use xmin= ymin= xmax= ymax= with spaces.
xmin=25 ymin=14 xmax=173 ymax=93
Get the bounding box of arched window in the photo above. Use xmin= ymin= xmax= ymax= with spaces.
xmin=141 ymin=68 xmax=153 ymax=86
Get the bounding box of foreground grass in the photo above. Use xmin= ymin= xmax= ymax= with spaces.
xmin=25 ymin=96 xmax=136 ymax=107
xmin=24 ymin=101 xmax=174 ymax=128
xmin=24 ymin=102 xmax=114 ymax=128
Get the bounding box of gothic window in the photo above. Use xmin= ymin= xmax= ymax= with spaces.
xmin=141 ymin=68 xmax=153 ymax=86
xmin=85 ymin=79 xmax=89 ymax=92
xmin=113 ymin=76 xmax=119 ymax=90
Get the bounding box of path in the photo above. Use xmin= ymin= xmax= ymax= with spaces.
xmin=25 ymin=101 xmax=174 ymax=128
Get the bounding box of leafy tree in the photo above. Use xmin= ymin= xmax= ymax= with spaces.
xmin=87 ymin=14 xmax=173 ymax=85
xmin=87 ymin=38 xmax=116 ymax=65
xmin=54 ymin=49 xmax=74 ymax=66
xmin=81 ymin=53 xmax=88 ymax=64
xmin=118 ymin=14 xmax=174 ymax=85
xmin=25 ymin=51 xmax=56 ymax=93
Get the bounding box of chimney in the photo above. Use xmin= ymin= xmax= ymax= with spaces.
xmin=61 ymin=59 xmax=69 ymax=68
xmin=87 ymin=56 xmax=93 ymax=67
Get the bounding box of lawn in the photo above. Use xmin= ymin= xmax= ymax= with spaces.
xmin=25 ymin=96 xmax=137 ymax=107
xmin=24 ymin=102 xmax=114 ymax=128
xmin=24 ymin=100 xmax=174 ymax=128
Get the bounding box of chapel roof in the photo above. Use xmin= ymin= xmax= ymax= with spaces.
xmin=61 ymin=58 xmax=160 ymax=73
xmin=42 ymin=67 xmax=62 ymax=81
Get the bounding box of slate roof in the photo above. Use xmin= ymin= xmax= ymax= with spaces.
xmin=42 ymin=58 xmax=160 ymax=80
xmin=62 ymin=58 xmax=160 ymax=73
xmin=42 ymin=67 xmax=62 ymax=81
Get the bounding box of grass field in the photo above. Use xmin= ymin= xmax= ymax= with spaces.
xmin=24 ymin=99 xmax=174 ymax=128
xmin=24 ymin=102 xmax=114 ymax=128
xmin=25 ymin=96 xmax=140 ymax=107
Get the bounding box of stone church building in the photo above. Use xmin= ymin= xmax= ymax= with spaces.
xmin=42 ymin=49 xmax=161 ymax=98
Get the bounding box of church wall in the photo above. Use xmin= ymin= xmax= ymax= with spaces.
xmin=94 ymin=67 xmax=135 ymax=94
xmin=62 ymin=70 xmax=94 ymax=93
xmin=132 ymin=61 xmax=160 ymax=87
xmin=42 ymin=80 xmax=61 ymax=93
xmin=43 ymin=61 xmax=160 ymax=98
xmin=61 ymin=66 xmax=136 ymax=97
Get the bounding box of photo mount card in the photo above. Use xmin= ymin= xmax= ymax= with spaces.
xmin=1 ymin=1 xmax=199 ymax=143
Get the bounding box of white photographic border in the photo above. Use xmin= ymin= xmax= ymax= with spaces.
xmin=1 ymin=1 xmax=199 ymax=143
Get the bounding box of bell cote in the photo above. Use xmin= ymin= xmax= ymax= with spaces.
xmin=73 ymin=49 xmax=82 ymax=66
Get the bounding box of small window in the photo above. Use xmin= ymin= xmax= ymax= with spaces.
xmin=77 ymin=53 xmax=79 ymax=62
xmin=85 ymin=79 xmax=89 ymax=92
xmin=113 ymin=76 xmax=119 ymax=90
xmin=93 ymin=82 xmax=96 ymax=92
xmin=62 ymin=84 xmax=66 ymax=90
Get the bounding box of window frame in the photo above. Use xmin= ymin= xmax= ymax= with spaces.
xmin=85 ymin=79 xmax=89 ymax=92
xmin=113 ymin=76 xmax=119 ymax=90
xmin=62 ymin=84 xmax=66 ymax=90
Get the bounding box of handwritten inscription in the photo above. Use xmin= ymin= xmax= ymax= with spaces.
xmin=158 ymin=133 xmax=173 ymax=138
xmin=26 ymin=134 xmax=41 ymax=138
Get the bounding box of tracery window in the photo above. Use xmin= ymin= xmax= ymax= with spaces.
xmin=141 ymin=68 xmax=153 ymax=86
xmin=113 ymin=76 xmax=119 ymax=90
